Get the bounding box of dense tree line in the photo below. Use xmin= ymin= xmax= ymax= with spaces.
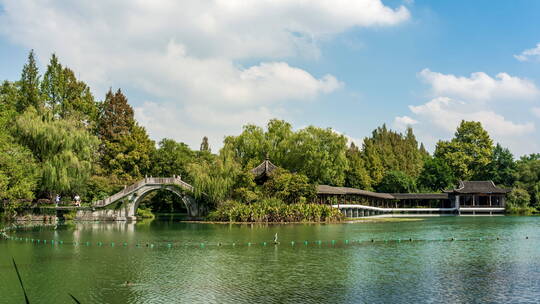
xmin=1 ymin=51 xmax=539 ymax=216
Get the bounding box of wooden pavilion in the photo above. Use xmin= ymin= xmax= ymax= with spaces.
xmin=316 ymin=180 xmax=510 ymax=215
xmin=250 ymin=158 xmax=278 ymax=184
xmin=444 ymin=181 xmax=510 ymax=208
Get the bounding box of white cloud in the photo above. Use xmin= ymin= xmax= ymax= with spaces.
xmin=419 ymin=69 xmax=539 ymax=102
xmin=409 ymin=97 xmax=534 ymax=136
xmin=514 ymin=43 xmax=540 ymax=62
xmin=0 ymin=0 xmax=409 ymax=148
xmin=332 ymin=130 xmax=363 ymax=148
xmin=400 ymin=69 xmax=540 ymax=156
xmin=393 ymin=115 xmax=418 ymax=131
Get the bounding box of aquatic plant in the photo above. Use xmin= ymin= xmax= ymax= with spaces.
xmin=207 ymin=199 xmax=342 ymax=222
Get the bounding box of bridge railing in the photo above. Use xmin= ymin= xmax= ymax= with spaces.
xmin=92 ymin=177 xmax=194 ymax=207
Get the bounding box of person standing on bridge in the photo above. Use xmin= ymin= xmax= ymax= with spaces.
xmin=55 ymin=194 xmax=60 ymax=207
xmin=74 ymin=194 xmax=81 ymax=207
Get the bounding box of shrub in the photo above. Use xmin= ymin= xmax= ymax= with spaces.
xmin=136 ymin=207 xmax=155 ymax=219
xmin=63 ymin=211 xmax=77 ymax=220
xmin=506 ymin=188 xmax=534 ymax=215
xmin=263 ymin=169 xmax=316 ymax=204
xmin=207 ymin=199 xmax=342 ymax=222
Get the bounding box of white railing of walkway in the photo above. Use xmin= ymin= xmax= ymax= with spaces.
xmin=92 ymin=177 xmax=194 ymax=208
xmin=332 ymin=204 xmax=458 ymax=212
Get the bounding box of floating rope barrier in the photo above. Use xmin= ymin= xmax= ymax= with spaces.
xmin=1 ymin=223 xmax=537 ymax=250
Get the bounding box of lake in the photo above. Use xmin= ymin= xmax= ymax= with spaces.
xmin=2 ymin=216 xmax=540 ymax=303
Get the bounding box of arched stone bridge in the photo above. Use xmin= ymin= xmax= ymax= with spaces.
xmin=76 ymin=177 xmax=205 ymax=221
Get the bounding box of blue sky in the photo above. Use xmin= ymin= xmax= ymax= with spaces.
xmin=1 ymin=0 xmax=539 ymax=155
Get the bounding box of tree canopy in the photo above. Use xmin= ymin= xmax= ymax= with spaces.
xmin=1 ymin=50 xmax=540 ymax=216
xmin=434 ymin=120 xmax=493 ymax=181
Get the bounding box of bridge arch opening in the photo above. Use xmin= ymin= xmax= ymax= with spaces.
xmin=133 ymin=187 xmax=191 ymax=220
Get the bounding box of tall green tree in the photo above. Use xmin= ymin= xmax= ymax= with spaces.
xmin=417 ymin=157 xmax=456 ymax=192
xmin=97 ymin=89 xmax=134 ymax=141
xmin=0 ymin=134 xmax=39 ymax=201
xmin=345 ymin=142 xmax=372 ymax=190
xmin=18 ymin=50 xmax=42 ymax=112
xmin=40 ymin=54 xmax=63 ymax=114
xmin=480 ymin=143 xmax=516 ymax=186
xmin=223 ymin=119 xmax=348 ymax=186
xmin=376 ymin=170 xmax=417 ymax=193
xmin=97 ymin=89 xmax=154 ymax=180
xmin=362 ymin=125 xmax=425 ymax=185
xmin=263 ymin=169 xmax=316 ymax=204
xmin=223 ymin=124 xmax=267 ymax=168
xmin=41 ymin=54 xmax=97 ymax=122
xmin=286 ymin=126 xmax=348 ymax=186
xmin=514 ymin=154 xmax=540 ymax=208
xmin=0 ymin=83 xmax=39 ymax=201
xmin=434 ymin=120 xmax=493 ymax=180
xmin=188 ymin=151 xmax=242 ymax=206
xmin=102 ymin=124 xmax=155 ymax=181
xmin=14 ymin=108 xmax=99 ymax=197
xmin=152 ymin=138 xmax=195 ymax=179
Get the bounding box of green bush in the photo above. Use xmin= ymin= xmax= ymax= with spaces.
xmin=207 ymin=199 xmax=342 ymax=222
xmin=136 ymin=207 xmax=155 ymax=219
xmin=506 ymin=188 xmax=535 ymax=215
xmin=63 ymin=211 xmax=77 ymax=220
xmin=263 ymin=169 xmax=316 ymax=204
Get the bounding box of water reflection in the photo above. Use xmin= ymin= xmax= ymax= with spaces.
xmin=1 ymin=217 xmax=540 ymax=303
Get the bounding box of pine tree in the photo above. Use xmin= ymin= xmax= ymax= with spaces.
xmin=97 ymin=88 xmax=134 ymax=141
xmin=40 ymin=54 xmax=97 ymax=123
xmin=18 ymin=50 xmax=42 ymax=112
xmin=41 ymin=53 xmax=64 ymax=115
xmin=97 ymin=89 xmax=155 ymax=179
xmin=362 ymin=124 xmax=425 ymax=185
xmin=345 ymin=142 xmax=372 ymax=189
xmin=200 ymin=136 xmax=211 ymax=153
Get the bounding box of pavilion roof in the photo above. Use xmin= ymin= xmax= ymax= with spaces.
xmin=249 ymin=159 xmax=278 ymax=178
xmin=445 ymin=181 xmax=510 ymax=194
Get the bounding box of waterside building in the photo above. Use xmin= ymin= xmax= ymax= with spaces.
xmin=316 ymin=181 xmax=509 ymax=217
xmin=249 ymin=159 xmax=510 ymax=217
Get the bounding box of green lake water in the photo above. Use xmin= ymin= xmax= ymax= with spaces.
xmin=2 ymin=216 xmax=540 ymax=303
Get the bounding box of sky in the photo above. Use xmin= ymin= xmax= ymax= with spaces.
xmin=0 ymin=0 xmax=539 ymax=156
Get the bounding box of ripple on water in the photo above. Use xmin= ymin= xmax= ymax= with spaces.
xmin=2 ymin=217 xmax=540 ymax=303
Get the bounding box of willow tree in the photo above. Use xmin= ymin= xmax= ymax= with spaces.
xmin=286 ymin=126 xmax=349 ymax=186
xmin=222 ymin=124 xmax=267 ymax=169
xmin=188 ymin=151 xmax=241 ymax=206
xmin=222 ymin=120 xmax=348 ymax=186
xmin=14 ymin=108 xmax=99 ymax=197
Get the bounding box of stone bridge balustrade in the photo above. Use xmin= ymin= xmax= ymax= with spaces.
xmin=75 ymin=177 xmax=203 ymax=221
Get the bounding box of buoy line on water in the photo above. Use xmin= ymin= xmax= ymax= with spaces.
xmin=0 ymin=224 xmax=535 ymax=249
